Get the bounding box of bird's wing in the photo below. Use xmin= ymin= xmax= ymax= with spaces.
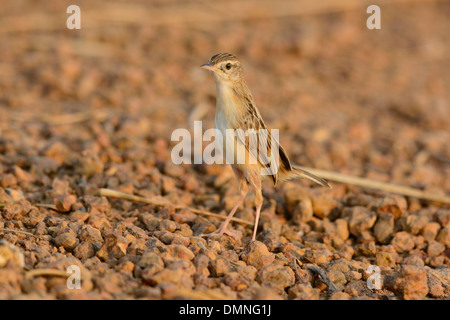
xmin=233 ymin=97 xmax=292 ymax=185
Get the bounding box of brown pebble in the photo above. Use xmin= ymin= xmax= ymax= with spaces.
xmin=224 ymin=272 xmax=248 ymax=291
xmin=425 ymin=268 xmax=445 ymax=298
xmin=96 ymin=232 xmax=129 ymax=261
xmin=421 ymin=222 xmax=441 ymax=242
xmin=53 ymin=233 xmax=78 ymax=250
xmin=436 ymin=226 xmax=450 ymax=245
xmin=376 ymin=195 xmax=407 ymax=220
xmin=427 ymin=241 xmax=445 ymax=257
xmin=401 ymin=214 xmax=429 ymax=235
xmin=69 ymin=211 xmax=90 ymax=222
xmin=373 ymin=213 xmax=394 ymax=244
xmin=287 ymin=283 xmax=320 ymax=300
xmin=73 ymin=241 xmax=96 ymax=260
xmin=401 ymin=255 xmax=425 ymax=267
xmin=329 ymin=292 xmax=351 ymax=300
xmin=55 ymin=195 xmax=77 ymax=213
xmin=436 ymin=210 xmax=450 ymax=227
xmin=335 ymin=218 xmax=349 ymax=240
xmin=344 ymin=280 xmax=367 ymax=297
xmin=0 ymin=240 xmax=24 ymax=268
xmin=209 ymin=257 xmax=232 ymax=277
xmin=241 ymin=241 xmax=275 ymax=269
xmin=309 ymin=188 xmax=338 ymax=219
xmin=346 ymin=206 xmax=377 ymax=236
xmin=78 ymin=225 xmax=103 ymax=243
xmin=327 ymin=269 xmax=347 ymax=290
xmin=385 ymin=265 xmax=428 ymax=300
xmin=376 ymin=252 xmax=396 ymax=268
xmin=392 ymin=231 xmax=415 ymax=253
xmin=257 ymin=263 xmax=295 ymax=290
xmin=302 ymin=249 xmax=330 ymax=264
xmin=158 ymin=219 xmax=177 ymax=233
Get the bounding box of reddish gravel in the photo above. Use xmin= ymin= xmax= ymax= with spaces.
xmin=0 ymin=1 xmax=449 ymax=300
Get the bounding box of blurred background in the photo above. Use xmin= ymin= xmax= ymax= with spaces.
xmin=0 ymin=0 xmax=449 ymax=194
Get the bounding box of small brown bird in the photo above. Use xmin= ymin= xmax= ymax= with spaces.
xmin=201 ymin=53 xmax=330 ymax=241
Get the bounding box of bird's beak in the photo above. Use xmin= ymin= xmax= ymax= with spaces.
xmin=200 ymin=63 xmax=217 ymax=72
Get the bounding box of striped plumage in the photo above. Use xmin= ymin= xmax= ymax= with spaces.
xmin=201 ymin=53 xmax=330 ymax=241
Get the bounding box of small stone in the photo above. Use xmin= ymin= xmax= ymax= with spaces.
xmin=0 ymin=240 xmax=24 ymax=268
xmin=224 ymin=272 xmax=248 ymax=291
xmin=73 ymin=241 xmax=95 ymax=260
xmin=426 ymin=269 xmax=445 ymax=298
xmin=392 ymin=231 xmax=415 ymax=253
xmin=335 ymin=219 xmax=349 ymax=240
xmin=284 ymin=186 xmax=309 ymax=212
xmin=209 ymin=257 xmax=232 ymax=277
xmin=13 ymin=166 xmax=35 ymax=182
xmin=78 ymin=225 xmax=103 ymax=243
xmin=337 ymin=244 xmax=354 ymax=260
xmin=139 ymin=214 xmax=160 ymax=232
xmin=287 ymin=283 xmax=320 ymax=300
xmin=0 ymin=173 xmax=17 ymax=188
xmin=358 ymin=241 xmax=376 ymax=257
xmin=69 ymin=211 xmax=90 ymax=222
xmin=326 ymin=269 xmax=347 ymax=290
xmin=257 ymin=263 xmax=295 ymax=290
xmin=436 ymin=210 xmax=450 ymax=227
xmin=55 ymin=195 xmax=77 ymax=213
xmin=96 ymin=232 xmax=129 ymax=261
xmin=401 ymin=255 xmax=425 ymax=267
xmin=4 ymin=188 xmax=24 ymax=201
xmin=427 ymin=241 xmax=445 ymax=257
xmin=327 ymin=260 xmax=350 ymax=273
xmin=344 ymin=271 xmax=362 ymax=282
xmin=436 ymin=227 xmax=450 ymax=245
xmin=401 ymin=214 xmax=429 ymax=235
xmin=164 ymin=244 xmax=195 ymax=260
xmin=376 ymin=252 xmax=396 ymax=268
xmin=138 ymin=252 xmax=164 ymax=269
xmin=302 ymin=249 xmax=331 ymax=264
xmin=386 ymin=265 xmax=428 ymax=300
xmin=421 ymin=222 xmax=441 ymax=242
xmin=428 ymin=255 xmax=444 ymax=267
xmin=158 ymin=219 xmax=177 ymax=233
xmin=376 ymin=195 xmax=407 ymax=220
xmin=53 ymin=233 xmax=78 ymax=250
xmin=373 ymin=213 xmax=394 ymax=244
xmin=344 ymin=280 xmax=367 ymax=297
xmin=346 ymin=207 xmax=377 ymax=236
xmin=161 ymin=176 xmax=176 ymax=194
xmin=329 ymin=292 xmax=351 ymax=300
xmin=78 ymin=152 xmax=104 ymax=176
xmin=145 ymin=268 xmax=192 ymax=288
xmin=292 ymin=197 xmax=313 ymax=223
xmin=241 ymin=241 xmax=275 ymax=269
xmin=309 ymin=188 xmax=338 ymax=219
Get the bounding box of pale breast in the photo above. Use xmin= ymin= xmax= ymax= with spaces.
xmin=214 ymin=84 xmax=246 ymax=165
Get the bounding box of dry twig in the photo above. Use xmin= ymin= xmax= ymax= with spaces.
xmin=25 ymin=269 xmax=71 ymax=279
xmin=298 ymin=166 xmax=450 ymax=204
xmin=10 ymin=109 xmax=111 ymax=125
xmin=0 ymin=228 xmax=45 ymax=240
xmin=98 ymin=188 xmax=254 ymax=226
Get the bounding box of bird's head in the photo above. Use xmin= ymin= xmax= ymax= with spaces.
xmin=201 ymin=53 xmax=244 ymax=84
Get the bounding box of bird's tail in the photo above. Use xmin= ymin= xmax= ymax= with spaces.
xmin=279 ymin=165 xmax=331 ymax=189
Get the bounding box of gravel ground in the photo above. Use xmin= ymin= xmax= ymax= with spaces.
xmin=0 ymin=1 xmax=449 ymax=300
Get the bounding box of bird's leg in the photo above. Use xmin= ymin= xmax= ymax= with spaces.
xmin=201 ymin=171 xmax=247 ymax=238
xmin=216 ymin=179 xmax=247 ymax=236
xmin=251 ymin=184 xmax=263 ymax=242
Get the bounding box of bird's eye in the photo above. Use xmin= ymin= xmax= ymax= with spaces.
xmin=225 ymin=63 xmax=232 ymax=70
